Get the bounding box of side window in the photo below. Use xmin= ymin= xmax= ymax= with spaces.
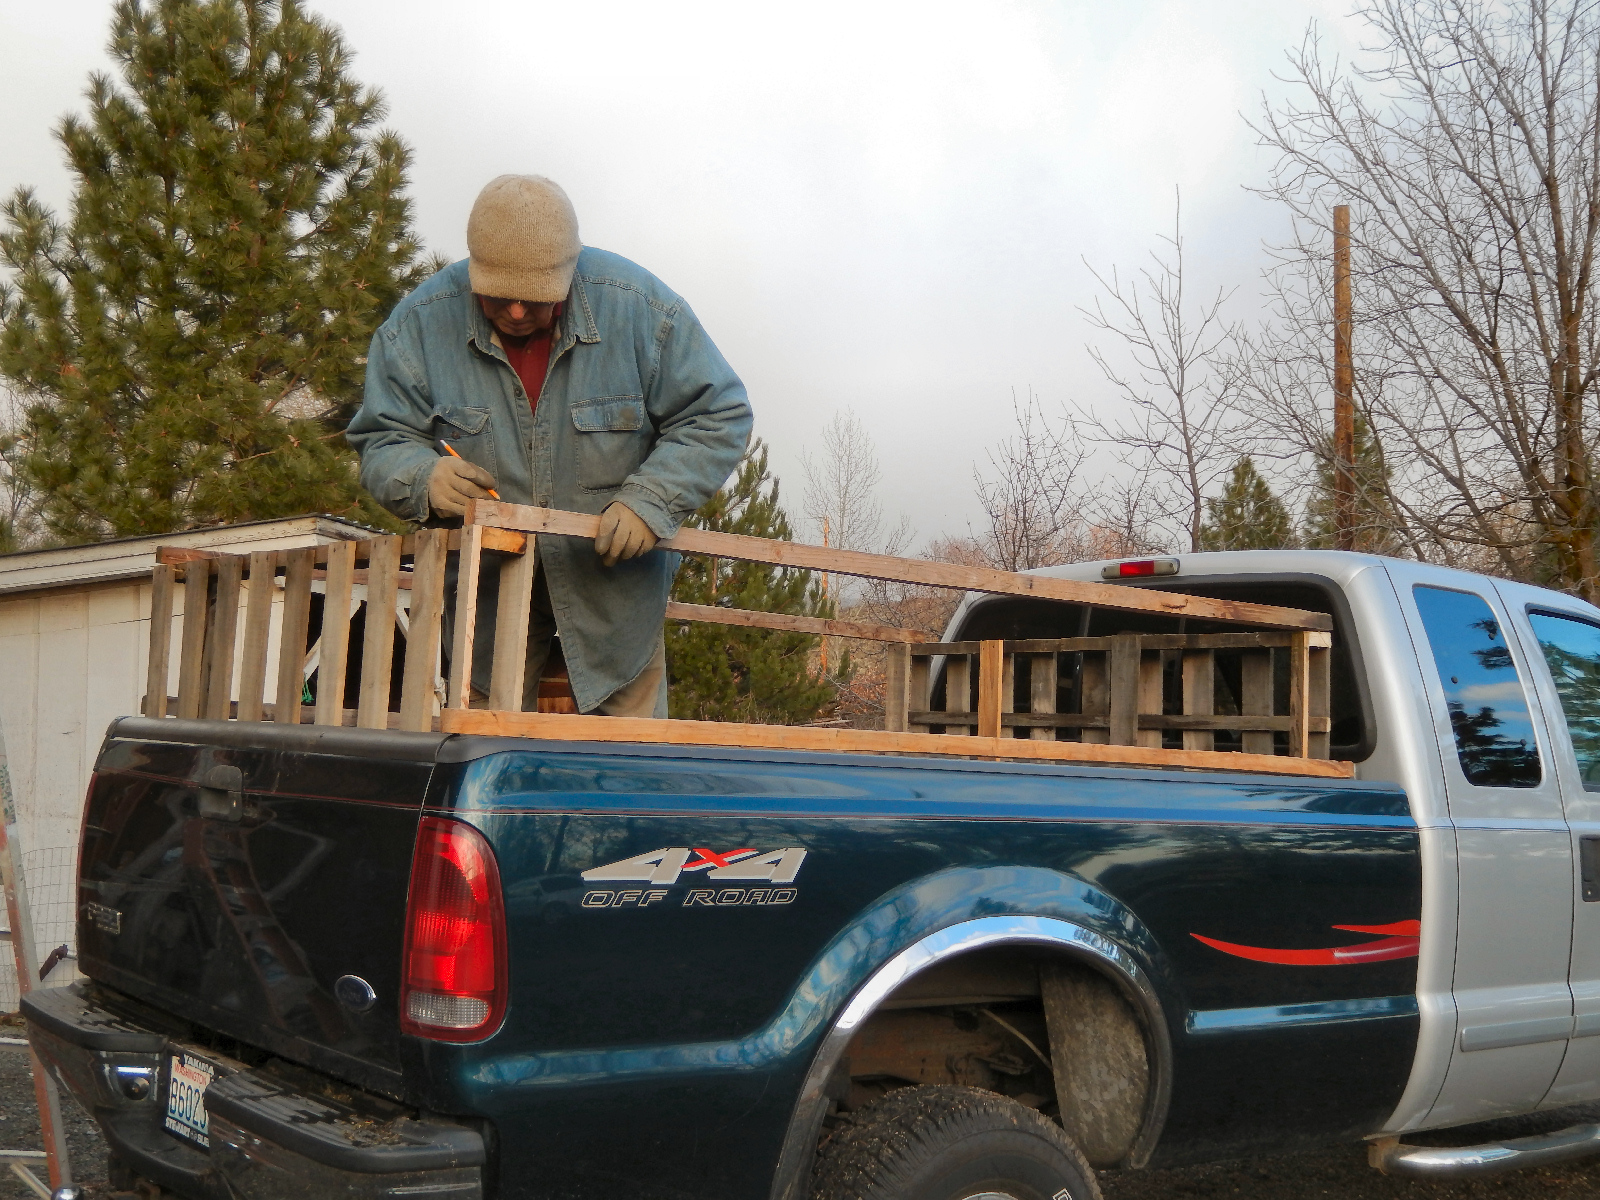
xmin=1413 ymin=585 xmax=1541 ymax=787
xmin=1527 ymin=611 xmax=1600 ymax=790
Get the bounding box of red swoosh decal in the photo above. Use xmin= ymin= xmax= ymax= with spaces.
xmin=1192 ymin=920 xmax=1421 ymax=967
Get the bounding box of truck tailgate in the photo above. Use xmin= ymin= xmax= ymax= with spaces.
xmin=77 ymin=718 xmax=446 ymax=1097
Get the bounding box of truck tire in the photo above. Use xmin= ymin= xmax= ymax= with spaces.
xmin=811 ymin=1085 xmax=1102 ymax=1200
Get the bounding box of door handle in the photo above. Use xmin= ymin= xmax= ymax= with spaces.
xmin=1581 ymin=836 xmax=1600 ymax=903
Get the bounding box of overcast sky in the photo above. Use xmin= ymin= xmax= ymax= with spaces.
xmin=0 ymin=0 xmax=1367 ymax=548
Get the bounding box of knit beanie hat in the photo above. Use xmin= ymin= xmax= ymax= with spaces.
xmin=467 ymin=175 xmax=581 ymax=302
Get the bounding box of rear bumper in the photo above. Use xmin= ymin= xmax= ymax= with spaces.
xmin=23 ymin=984 xmax=484 ymax=1200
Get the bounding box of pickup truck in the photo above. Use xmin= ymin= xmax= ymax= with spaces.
xmin=23 ymin=547 xmax=1600 ymax=1200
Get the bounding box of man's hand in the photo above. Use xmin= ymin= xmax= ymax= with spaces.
xmin=595 ymin=502 xmax=658 ymax=566
xmin=428 ymin=457 xmax=499 ymax=518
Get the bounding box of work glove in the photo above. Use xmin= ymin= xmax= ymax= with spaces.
xmin=595 ymin=502 xmax=658 ymax=567
xmin=428 ymin=457 xmax=498 ymax=518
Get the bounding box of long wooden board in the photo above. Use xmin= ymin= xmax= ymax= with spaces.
xmin=468 ymin=501 xmax=1333 ymax=633
xmin=665 ymin=601 xmax=931 ymax=643
xmin=439 ymin=708 xmax=1354 ymax=779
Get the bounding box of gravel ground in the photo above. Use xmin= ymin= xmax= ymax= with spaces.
xmin=2 ymin=1035 xmax=1600 ymax=1200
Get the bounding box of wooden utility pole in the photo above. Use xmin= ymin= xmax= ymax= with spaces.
xmin=1333 ymin=204 xmax=1356 ymax=551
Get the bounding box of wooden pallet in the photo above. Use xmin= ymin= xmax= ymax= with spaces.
xmin=140 ymin=505 xmax=1351 ymax=779
xmin=882 ymin=632 xmax=1332 ymax=759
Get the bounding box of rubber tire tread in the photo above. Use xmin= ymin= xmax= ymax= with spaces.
xmin=810 ymin=1085 xmax=1102 ymax=1200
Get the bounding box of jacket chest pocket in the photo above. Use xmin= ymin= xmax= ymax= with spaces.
xmin=571 ymin=395 xmax=649 ymax=491
xmin=435 ymin=404 xmax=493 ymax=454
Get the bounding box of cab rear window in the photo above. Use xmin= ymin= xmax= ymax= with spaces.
xmin=1527 ymin=610 xmax=1600 ymax=790
xmin=1413 ymin=585 xmax=1540 ymax=788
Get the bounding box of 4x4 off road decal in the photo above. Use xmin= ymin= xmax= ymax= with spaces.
xmin=579 ymin=847 xmax=807 ymax=910
xmin=1192 ymin=919 xmax=1421 ymax=966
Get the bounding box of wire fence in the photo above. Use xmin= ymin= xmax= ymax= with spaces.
xmin=0 ymin=844 xmax=82 ymax=1012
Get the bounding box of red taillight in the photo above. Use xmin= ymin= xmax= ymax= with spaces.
xmin=1101 ymin=557 xmax=1180 ymax=579
xmin=400 ymin=816 xmax=507 ymax=1043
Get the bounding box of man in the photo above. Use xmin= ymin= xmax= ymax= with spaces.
xmin=347 ymin=175 xmax=752 ymax=716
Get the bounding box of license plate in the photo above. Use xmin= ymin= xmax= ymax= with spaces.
xmin=163 ymin=1049 xmax=216 ymax=1149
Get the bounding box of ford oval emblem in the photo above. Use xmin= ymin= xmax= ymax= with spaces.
xmin=334 ymin=974 xmax=377 ymax=1012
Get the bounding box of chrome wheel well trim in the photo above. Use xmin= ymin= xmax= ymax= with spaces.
xmin=767 ymin=914 xmax=1173 ymax=1200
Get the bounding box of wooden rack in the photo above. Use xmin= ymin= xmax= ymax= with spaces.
xmin=140 ymin=504 xmax=1351 ymax=779
xmin=883 ymin=632 xmax=1332 ymax=759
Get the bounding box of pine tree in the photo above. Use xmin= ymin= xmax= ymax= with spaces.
xmin=1198 ymin=456 xmax=1296 ymax=551
xmin=668 ymin=440 xmax=843 ymax=724
xmin=0 ymin=0 xmax=435 ymax=544
xmin=1302 ymin=413 xmax=1405 ymax=554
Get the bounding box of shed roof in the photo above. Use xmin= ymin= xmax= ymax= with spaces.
xmin=0 ymin=514 xmax=377 ymax=596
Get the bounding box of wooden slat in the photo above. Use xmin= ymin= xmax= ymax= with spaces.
xmin=1288 ymin=630 xmax=1312 ymax=759
xmin=488 ymin=537 xmax=539 ymax=712
xmin=203 ymin=555 xmax=243 ymax=720
xmin=1108 ymin=636 xmax=1140 ymax=746
xmin=665 ymin=601 xmax=931 ymax=643
xmin=448 ymin=525 xmax=485 ymax=710
xmin=400 ymin=529 xmax=448 ymax=731
xmin=1137 ymin=651 xmax=1164 ymax=750
xmin=176 ymin=560 xmax=211 ymax=720
xmin=908 ymin=712 xmax=1328 ymax=733
xmin=910 ymin=655 xmax=931 ymax=719
xmin=274 ymin=548 xmax=315 ymax=724
xmin=977 ymin=640 xmax=1005 ymax=739
xmin=144 ymin=565 xmax=175 ymax=718
xmin=944 ymin=653 xmax=971 ymax=736
xmin=1240 ymin=649 xmax=1274 ymax=756
xmin=1310 ymin=644 xmax=1332 ymax=759
xmin=911 ymin=632 xmax=1332 ymax=656
xmin=438 ymin=708 xmax=1355 ymax=779
xmin=358 ymin=536 xmax=402 ymax=729
xmin=236 ymin=552 xmax=275 ymax=722
xmin=1080 ymin=651 xmax=1109 ymax=745
xmin=1182 ymin=650 xmax=1215 ymax=754
xmin=884 ymin=643 xmax=911 ymax=733
xmin=470 ymin=502 xmax=1332 ymax=632
xmin=314 ymin=541 xmax=357 ymax=727
xmin=1029 ymin=653 xmax=1058 ymax=742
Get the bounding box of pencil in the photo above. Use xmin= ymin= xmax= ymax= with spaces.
xmin=435 ymin=440 xmax=501 ymax=500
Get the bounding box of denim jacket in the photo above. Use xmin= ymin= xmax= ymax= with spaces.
xmin=346 ymin=250 xmax=752 ymax=710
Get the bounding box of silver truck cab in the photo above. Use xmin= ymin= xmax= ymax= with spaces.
xmin=946 ymin=549 xmax=1600 ymax=1168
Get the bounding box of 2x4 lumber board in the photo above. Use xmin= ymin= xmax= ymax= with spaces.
xmin=203 ymin=556 xmax=244 ymax=720
xmin=1288 ymin=631 xmax=1312 ymax=759
xmin=665 ymin=601 xmax=932 ymax=644
xmin=236 ymin=552 xmax=276 ymax=723
xmin=1080 ymin=652 xmax=1109 ymax=745
xmin=274 ymin=548 xmax=315 ymax=724
xmin=489 ymin=538 xmax=539 ymax=712
xmin=438 ymin=708 xmax=1355 ymax=780
xmin=1029 ymin=653 xmax=1058 ymax=743
xmin=400 ymin=529 xmax=448 ymax=732
xmin=944 ymin=654 xmax=972 ymax=736
xmin=176 ymin=559 xmax=211 ymax=720
xmin=977 ymin=641 xmax=1005 ymax=739
xmin=144 ymin=565 xmax=175 ymax=719
xmin=953 ymin=632 xmax=1333 ymax=655
xmin=448 ymin=526 xmax=485 ymax=710
xmin=1240 ymin=649 xmax=1275 ymax=756
xmin=1108 ymin=636 xmax=1140 ymax=746
xmin=1182 ymin=650 xmax=1215 ymax=754
xmin=315 ymin=542 xmax=358 ymax=727
xmin=884 ymin=644 xmax=911 ymax=733
xmin=358 ymin=536 xmax=402 ymax=729
xmin=909 ymin=711 xmax=1330 ymax=733
xmin=910 ymin=655 xmax=931 ymax=719
xmin=468 ymin=502 xmax=1333 ymax=633
xmin=1137 ymin=651 xmax=1165 ymax=750
xmin=1310 ymin=645 xmax=1332 ymax=759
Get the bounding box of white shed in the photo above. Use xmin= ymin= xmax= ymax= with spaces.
xmin=0 ymin=515 xmax=373 ymax=1008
